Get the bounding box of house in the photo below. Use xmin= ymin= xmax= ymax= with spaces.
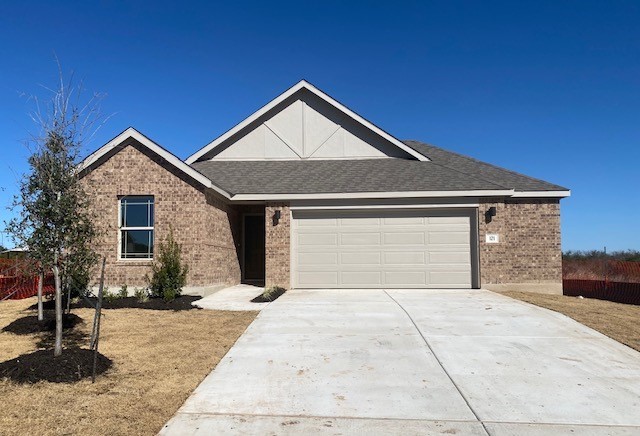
xmin=79 ymin=80 xmax=569 ymax=294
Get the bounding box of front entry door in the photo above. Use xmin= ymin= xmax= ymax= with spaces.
xmin=243 ymin=215 xmax=265 ymax=283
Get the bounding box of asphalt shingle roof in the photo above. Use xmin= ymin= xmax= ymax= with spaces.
xmin=403 ymin=141 xmax=568 ymax=192
xmin=190 ymin=140 xmax=567 ymax=196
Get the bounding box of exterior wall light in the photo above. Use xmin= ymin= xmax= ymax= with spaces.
xmin=273 ymin=210 xmax=281 ymax=225
xmin=485 ymin=206 xmax=497 ymax=223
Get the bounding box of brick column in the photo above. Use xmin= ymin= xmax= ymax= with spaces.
xmin=265 ymin=202 xmax=291 ymax=289
xmin=478 ymin=198 xmax=562 ymax=294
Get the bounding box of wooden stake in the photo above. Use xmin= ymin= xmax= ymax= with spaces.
xmin=37 ymin=270 xmax=44 ymax=322
xmin=90 ymin=257 xmax=106 ymax=350
xmin=92 ymin=257 xmax=106 ymax=383
xmin=53 ymin=252 xmax=62 ymax=357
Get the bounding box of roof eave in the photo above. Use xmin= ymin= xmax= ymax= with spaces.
xmin=226 ymin=189 xmax=571 ymax=201
xmin=511 ymin=190 xmax=571 ymax=198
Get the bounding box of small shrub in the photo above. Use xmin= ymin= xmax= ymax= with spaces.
xmin=102 ymin=288 xmax=117 ymax=303
xmin=162 ymin=288 xmax=178 ymax=302
xmin=117 ymin=284 xmax=128 ymax=299
xmin=133 ymin=287 xmax=149 ymax=303
xmin=66 ymin=267 xmax=92 ymax=298
xmin=251 ymin=286 xmax=286 ymax=303
xmin=146 ymin=229 xmax=188 ymax=302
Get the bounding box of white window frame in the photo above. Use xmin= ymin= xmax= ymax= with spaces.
xmin=118 ymin=196 xmax=154 ymax=260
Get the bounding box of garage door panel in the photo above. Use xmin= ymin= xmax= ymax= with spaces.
xmin=341 ymin=271 xmax=382 ymax=286
xmin=298 ymin=252 xmax=338 ymax=266
xmin=383 ymin=216 xmax=425 ymax=225
xmin=383 ymin=232 xmax=425 ymax=245
xmin=340 ymin=232 xmax=381 ymax=245
xmin=384 ymin=251 xmax=426 ymax=265
xmin=340 ymin=217 xmax=380 ymax=226
xmin=429 ymin=271 xmax=471 ymax=287
xmin=426 ymin=244 xmax=469 ymax=252
xmin=297 ymin=217 xmax=338 ymax=227
xmin=341 ymin=252 xmax=381 ymax=265
xmin=384 ymin=271 xmax=426 ymax=286
xmin=293 ymin=210 xmax=474 ymax=289
xmin=429 ymin=263 xmax=471 ymax=272
xmin=298 ymin=271 xmax=339 ymax=286
xmin=429 ymin=231 xmax=469 ymax=244
xmin=298 ymin=233 xmax=338 ymax=246
xmin=429 ymin=216 xmax=469 ymax=224
xmin=429 ymin=251 xmax=471 ymax=264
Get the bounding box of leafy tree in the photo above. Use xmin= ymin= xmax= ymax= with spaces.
xmin=146 ymin=229 xmax=188 ymax=302
xmin=7 ymin=70 xmax=104 ymax=356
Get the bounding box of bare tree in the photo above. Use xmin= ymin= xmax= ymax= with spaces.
xmin=7 ymin=63 xmax=107 ymax=356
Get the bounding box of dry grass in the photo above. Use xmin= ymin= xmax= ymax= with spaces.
xmin=0 ymin=297 xmax=257 ymax=436
xmin=501 ymin=291 xmax=640 ymax=352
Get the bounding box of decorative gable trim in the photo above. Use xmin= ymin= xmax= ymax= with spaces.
xmin=185 ymin=80 xmax=430 ymax=164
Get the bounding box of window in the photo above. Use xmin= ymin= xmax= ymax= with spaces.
xmin=119 ymin=196 xmax=154 ymax=259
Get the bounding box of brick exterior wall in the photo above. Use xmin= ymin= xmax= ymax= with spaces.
xmin=265 ymin=202 xmax=290 ymax=289
xmin=478 ymin=198 xmax=562 ymax=293
xmin=80 ymin=140 xmax=562 ymax=294
xmin=270 ymin=199 xmax=561 ymax=293
xmin=81 ymin=140 xmax=241 ymax=288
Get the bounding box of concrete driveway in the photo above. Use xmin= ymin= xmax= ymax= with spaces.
xmin=161 ymin=290 xmax=640 ymax=435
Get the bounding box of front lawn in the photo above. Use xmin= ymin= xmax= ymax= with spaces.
xmin=501 ymin=291 xmax=640 ymax=352
xmin=0 ymin=297 xmax=257 ymax=435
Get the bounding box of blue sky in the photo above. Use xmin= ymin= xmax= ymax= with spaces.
xmin=0 ymin=1 xmax=638 ymax=250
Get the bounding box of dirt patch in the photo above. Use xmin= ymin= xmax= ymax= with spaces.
xmin=501 ymin=291 xmax=640 ymax=352
xmin=2 ymin=313 xmax=83 ymax=335
xmin=0 ymin=348 xmax=112 ymax=384
xmin=0 ymin=297 xmax=257 ymax=435
xmin=31 ymin=295 xmax=201 ymax=311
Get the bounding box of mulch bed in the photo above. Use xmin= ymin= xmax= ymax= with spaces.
xmin=0 ymin=348 xmax=112 ymax=383
xmin=2 ymin=313 xmax=83 ymax=335
xmin=251 ymin=287 xmax=286 ymax=303
xmin=31 ymin=296 xmax=202 ymax=311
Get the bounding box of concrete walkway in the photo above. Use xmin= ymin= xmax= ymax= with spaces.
xmin=162 ymin=289 xmax=640 ymax=435
xmin=192 ymin=284 xmax=268 ymax=311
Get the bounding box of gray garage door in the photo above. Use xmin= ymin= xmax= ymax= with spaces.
xmin=292 ymin=209 xmax=475 ymax=289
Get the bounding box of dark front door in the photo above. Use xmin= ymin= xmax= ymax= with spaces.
xmin=243 ymin=215 xmax=265 ymax=283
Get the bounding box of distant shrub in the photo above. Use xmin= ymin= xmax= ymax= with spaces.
xmin=563 ymin=250 xmax=640 ymax=262
xmin=68 ymin=268 xmax=92 ymax=298
xmin=102 ymin=288 xmax=117 ymax=303
xmin=117 ymin=284 xmax=128 ymax=299
xmin=133 ymin=287 xmax=149 ymax=303
xmin=563 ymin=258 xmax=640 ymax=283
xmin=146 ymin=229 xmax=188 ymax=302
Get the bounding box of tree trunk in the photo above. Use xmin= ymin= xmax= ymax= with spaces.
xmin=37 ymin=270 xmax=44 ymax=322
xmin=53 ymin=253 xmax=62 ymax=357
xmin=65 ymin=274 xmax=72 ymax=314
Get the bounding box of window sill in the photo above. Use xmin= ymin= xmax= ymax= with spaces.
xmin=116 ymin=259 xmax=154 ymax=266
